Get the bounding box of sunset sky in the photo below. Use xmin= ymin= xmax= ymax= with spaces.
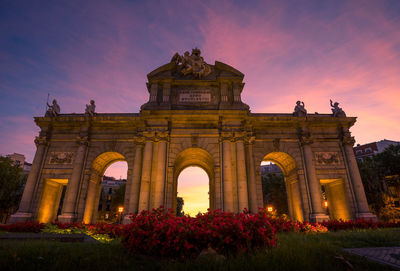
xmin=1 ymin=1 xmax=399 ymax=211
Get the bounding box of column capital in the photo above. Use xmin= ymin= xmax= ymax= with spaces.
xmin=299 ymin=135 xmax=313 ymax=146
xmin=219 ymin=131 xmax=233 ymax=142
xmin=142 ymin=130 xmax=169 ymax=142
xmin=298 ymin=127 xmax=313 ymax=145
xmin=34 ymin=136 xmax=48 ymax=147
xmin=342 ymin=136 xmax=355 ymax=146
xmin=76 ymin=136 xmax=89 ymax=146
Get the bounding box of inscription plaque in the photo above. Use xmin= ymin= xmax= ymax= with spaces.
xmin=179 ymin=90 xmax=211 ymax=102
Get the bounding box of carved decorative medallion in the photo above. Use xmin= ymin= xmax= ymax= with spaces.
xmin=49 ymin=152 xmax=74 ymax=164
xmin=315 ymin=152 xmax=340 ymax=165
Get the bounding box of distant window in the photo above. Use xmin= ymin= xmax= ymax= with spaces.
xmin=357 ymin=158 xmax=363 ymax=162
xmin=107 ymin=195 xmax=111 ymax=201
xmin=355 ymin=150 xmax=362 ymax=155
xmin=98 ymin=204 xmax=102 ymax=211
xmin=365 ymin=147 xmax=372 ymax=154
xmin=106 ymin=204 xmax=110 ymax=211
xmin=108 ymin=188 xmax=112 ymax=194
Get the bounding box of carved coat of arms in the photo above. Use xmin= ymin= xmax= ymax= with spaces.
xmin=171 ymin=48 xmax=212 ymax=78
xmin=49 ymin=152 xmax=74 ymax=164
xmin=315 ymin=152 xmax=340 ymax=165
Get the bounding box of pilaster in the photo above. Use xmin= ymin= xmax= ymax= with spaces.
xmin=58 ymin=135 xmax=89 ymax=223
xmin=299 ymin=128 xmax=329 ymax=222
xmin=9 ymin=136 xmax=48 ymax=223
xmin=342 ymin=134 xmax=377 ymax=221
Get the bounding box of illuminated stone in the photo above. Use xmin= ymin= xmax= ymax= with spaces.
xmin=9 ymin=49 xmax=376 ymax=224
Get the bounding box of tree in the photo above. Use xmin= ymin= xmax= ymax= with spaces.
xmin=261 ymin=173 xmax=288 ymax=215
xmin=176 ymin=197 xmax=184 ymax=216
xmin=358 ymin=144 xmax=400 ymax=220
xmin=0 ymin=156 xmax=27 ymax=223
xmin=111 ymin=183 xmax=126 ymax=212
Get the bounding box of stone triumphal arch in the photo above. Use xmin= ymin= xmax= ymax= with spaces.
xmin=10 ymin=48 xmax=376 ymax=223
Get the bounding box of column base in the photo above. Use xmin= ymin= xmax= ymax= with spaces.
xmin=58 ymin=213 xmax=77 ymax=223
xmin=309 ymin=213 xmax=330 ymax=223
xmin=8 ymin=212 xmax=33 ymax=224
xmin=356 ymin=212 xmax=378 ymax=222
xmin=122 ymin=215 xmax=133 ymax=225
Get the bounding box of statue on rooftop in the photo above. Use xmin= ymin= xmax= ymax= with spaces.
xmin=45 ymin=99 xmax=60 ymax=117
xmin=85 ymin=100 xmax=96 ymax=116
xmin=171 ymin=48 xmax=212 ymax=78
xmin=330 ymin=99 xmax=346 ymax=117
xmin=293 ymin=101 xmax=307 ymax=117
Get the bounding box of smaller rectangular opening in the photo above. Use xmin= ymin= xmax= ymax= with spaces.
xmin=37 ymin=179 xmax=68 ymax=223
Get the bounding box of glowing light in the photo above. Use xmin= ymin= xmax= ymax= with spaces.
xmin=267 ymin=206 xmax=273 ymax=212
xmin=324 ymin=201 xmax=328 ymax=207
xmin=118 ymin=206 xmax=124 ymax=213
xmin=177 ymin=166 xmax=209 ymax=216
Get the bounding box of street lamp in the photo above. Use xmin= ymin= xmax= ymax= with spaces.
xmin=267 ymin=206 xmax=273 ymax=212
xmin=118 ymin=206 xmax=124 ymax=224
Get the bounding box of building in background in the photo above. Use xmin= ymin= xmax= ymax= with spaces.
xmin=260 ymin=163 xmax=282 ymax=176
xmin=97 ymin=176 xmax=126 ymax=221
xmin=354 ymin=139 xmax=400 ymax=213
xmin=6 ymin=153 xmax=32 ymax=173
xmin=354 ymin=139 xmax=400 ymax=162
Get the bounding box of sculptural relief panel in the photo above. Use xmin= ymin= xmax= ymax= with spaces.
xmin=49 ymin=152 xmax=74 ymax=164
xmin=314 ymin=152 xmax=340 ymax=166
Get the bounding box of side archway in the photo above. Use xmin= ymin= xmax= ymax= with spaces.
xmin=261 ymin=152 xmax=304 ymax=221
xmin=172 ymin=148 xmax=215 ymax=213
xmin=83 ymin=151 xmax=126 ymax=224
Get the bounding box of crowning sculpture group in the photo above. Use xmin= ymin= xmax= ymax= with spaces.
xmin=10 ymin=48 xmax=376 ymax=225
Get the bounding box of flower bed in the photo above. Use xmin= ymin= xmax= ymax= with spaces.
xmin=121 ymin=208 xmax=277 ymax=259
xmin=3 ymin=210 xmax=400 ymax=259
xmin=320 ymin=219 xmax=400 ymax=231
xmin=0 ymin=221 xmax=45 ymax=233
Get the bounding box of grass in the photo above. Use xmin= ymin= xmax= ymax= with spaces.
xmin=1 ymin=229 xmax=400 ymax=270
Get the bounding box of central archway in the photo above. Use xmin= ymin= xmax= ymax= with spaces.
xmin=172 ymin=148 xmax=215 ymax=214
xmin=177 ymin=166 xmax=209 ymax=216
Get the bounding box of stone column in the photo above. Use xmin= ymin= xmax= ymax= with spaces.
xmin=124 ymin=143 xmax=144 ymax=222
xmin=236 ymin=140 xmax=249 ymax=211
xmin=83 ymin=177 xmax=98 ymax=224
xmin=153 ymin=139 xmax=167 ymax=209
xmin=233 ymin=82 xmax=242 ymax=102
xmin=150 ymin=83 xmax=158 ymax=102
xmin=342 ymin=136 xmax=377 ymax=220
xmin=245 ymin=139 xmax=258 ymax=213
xmin=222 ymin=138 xmax=234 ymax=212
xmin=219 ymin=82 xmax=229 ymax=109
xmin=92 ymin=180 xmax=102 ymax=223
xmin=58 ymin=137 xmax=88 ymax=222
xmin=9 ymin=136 xmax=48 ymax=223
xmin=300 ymin=136 xmax=329 ymax=222
xmin=138 ymin=140 xmax=153 ymax=212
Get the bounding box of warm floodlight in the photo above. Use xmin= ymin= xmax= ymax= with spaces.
xmin=324 ymin=201 xmax=328 ymax=207
xmin=267 ymin=206 xmax=273 ymax=212
xmin=118 ymin=206 xmax=124 ymax=213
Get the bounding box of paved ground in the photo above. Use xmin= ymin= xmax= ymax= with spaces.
xmin=344 ymin=247 xmax=400 ymax=269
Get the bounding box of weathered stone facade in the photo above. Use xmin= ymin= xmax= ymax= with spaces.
xmin=10 ymin=50 xmax=376 ymax=223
